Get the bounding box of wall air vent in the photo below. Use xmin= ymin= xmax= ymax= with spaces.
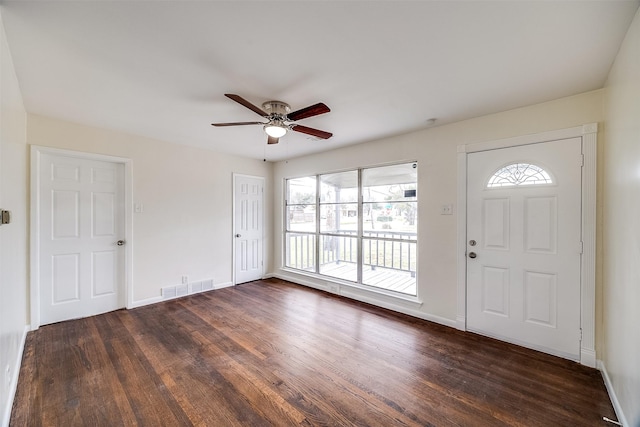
xmin=162 ymin=279 xmax=215 ymax=300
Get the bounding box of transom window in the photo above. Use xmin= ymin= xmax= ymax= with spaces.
xmin=285 ymin=162 xmax=418 ymax=296
xmin=487 ymin=163 xmax=553 ymax=188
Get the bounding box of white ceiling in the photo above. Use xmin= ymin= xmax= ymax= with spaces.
xmin=1 ymin=1 xmax=638 ymax=161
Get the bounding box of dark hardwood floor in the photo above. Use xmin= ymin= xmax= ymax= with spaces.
xmin=11 ymin=278 xmax=616 ymax=426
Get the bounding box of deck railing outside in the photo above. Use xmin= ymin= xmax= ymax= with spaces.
xmin=287 ymin=230 xmax=417 ymax=275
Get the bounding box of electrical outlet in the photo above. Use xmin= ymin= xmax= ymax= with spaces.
xmin=329 ymin=285 xmax=339 ymax=294
xmin=181 ymin=275 xmax=188 ymax=284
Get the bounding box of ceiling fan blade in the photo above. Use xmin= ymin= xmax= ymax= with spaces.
xmin=267 ymin=135 xmax=279 ymax=145
xmin=291 ymin=124 xmax=333 ymax=139
xmin=211 ymin=121 xmax=264 ymax=127
xmin=225 ymin=94 xmax=269 ymax=117
xmin=287 ymin=103 xmax=330 ymax=121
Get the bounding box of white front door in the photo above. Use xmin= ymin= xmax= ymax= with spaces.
xmin=234 ymin=174 xmax=264 ymax=284
xmin=38 ymin=151 xmax=125 ymax=325
xmin=466 ymin=138 xmax=582 ymax=360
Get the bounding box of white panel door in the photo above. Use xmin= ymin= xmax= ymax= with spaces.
xmin=466 ymin=138 xmax=582 ymax=360
xmin=234 ymin=175 xmax=264 ymax=284
xmin=39 ymin=152 xmax=125 ymax=324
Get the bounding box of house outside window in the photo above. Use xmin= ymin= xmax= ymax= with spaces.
xmin=285 ymin=162 xmax=417 ymax=296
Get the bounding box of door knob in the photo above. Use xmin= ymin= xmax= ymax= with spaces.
xmin=468 ymin=252 xmax=477 ymax=259
xmin=235 ymin=234 xmax=241 ymax=238
xmin=117 ymin=240 xmax=125 ymax=246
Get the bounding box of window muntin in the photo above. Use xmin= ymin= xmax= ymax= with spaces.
xmin=487 ymin=163 xmax=553 ymax=188
xmin=285 ymin=162 xmax=417 ymax=296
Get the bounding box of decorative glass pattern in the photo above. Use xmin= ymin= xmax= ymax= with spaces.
xmin=487 ymin=163 xmax=552 ymax=188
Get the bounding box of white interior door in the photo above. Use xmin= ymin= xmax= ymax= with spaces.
xmin=234 ymin=174 xmax=264 ymax=284
xmin=466 ymin=138 xmax=582 ymax=360
xmin=38 ymin=152 xmax=125 ymax=325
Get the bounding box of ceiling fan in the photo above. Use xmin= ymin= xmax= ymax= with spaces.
xmin=211 ymin=94 xmax=333 ymax=144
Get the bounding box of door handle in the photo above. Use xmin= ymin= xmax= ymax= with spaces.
xmin=468 ymin=252 xmax=477 ymax=259
xmin=117 ymin=240 xmax=125 ymax=246
xmin=235 ymin=234 xmax=241 ymax=238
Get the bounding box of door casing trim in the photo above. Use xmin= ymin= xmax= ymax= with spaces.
xmin=456 ymin=123 xmax=598 ymax=367
xmin=30 ymin=146 xmax=133 ymax=330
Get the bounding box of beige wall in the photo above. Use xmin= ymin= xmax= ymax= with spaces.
xmin=27 ymin=115 xmax=273 ymax=303
xmin=603 ymin=7 xmax=640 ymax=426
xmin=0 ymin=11 xmax=28 ymax=426
xmin=4 ymin=9 xmax=638 ymax=425
xmin=273 ymin=89 xmax=604 ymax=329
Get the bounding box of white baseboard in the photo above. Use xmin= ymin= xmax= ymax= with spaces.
xmin=2 ymin=325 xmax=29 ymax=427
xmin=598 ymin=360 xmax=629 ymax=427
xmin=340 ymin=288 xmax=457 ymax=328
xmin=129 ymin=296 xmax=163 ymax=309
xmin=129 ymin=281 xmax=235 ymax=309
xmin=213 ymin=281 xmax=233 ymax=290
xmin=581 ymin=347 xmax=596 ymax=368
xmin=272 ymin=272 xmax=457 ymax=329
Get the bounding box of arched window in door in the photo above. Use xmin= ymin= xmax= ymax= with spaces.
xmin=487 ymin=163 xmax=553 ymax=188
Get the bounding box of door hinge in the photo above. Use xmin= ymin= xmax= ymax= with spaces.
xmin=579 ymin=241 xmax=584 ymax=254
xmin=579 ymin=329 xmax=583 ymax=341
xmin=579 ymin=154 xmax=584 ymax=167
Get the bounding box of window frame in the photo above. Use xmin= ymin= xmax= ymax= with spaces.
xmin=284 ymin=161 xmax=418 ymax=297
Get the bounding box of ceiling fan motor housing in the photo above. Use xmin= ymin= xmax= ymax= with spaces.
xmin=262 ymin=101 xmax=291 ymax=118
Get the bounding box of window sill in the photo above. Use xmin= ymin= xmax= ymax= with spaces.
xmin=279 ymin=267 xmax=423 ymax=307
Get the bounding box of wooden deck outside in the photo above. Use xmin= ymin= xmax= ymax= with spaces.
xmin=318 ymin=261 xmax=417 ymax=295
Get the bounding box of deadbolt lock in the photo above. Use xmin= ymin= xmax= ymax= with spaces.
xmin=469 ymin=240 xmax=477 ymax=246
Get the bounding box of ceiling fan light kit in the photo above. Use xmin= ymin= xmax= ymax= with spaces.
xmin=264 ymin=122 xmax=287 ymax=138
xmin=212 ymin=94 xmax=332 ymax=145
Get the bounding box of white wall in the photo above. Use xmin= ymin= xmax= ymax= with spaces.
xmin=0 ymin=11 xmax=28 ymax=427
xmin=273 ymin=89 xmax=604 ymax=329
xmin=603 ymin=7 xmax=640 ymax=427
xmin=27 ymin=115 xmax=273 ymax=304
